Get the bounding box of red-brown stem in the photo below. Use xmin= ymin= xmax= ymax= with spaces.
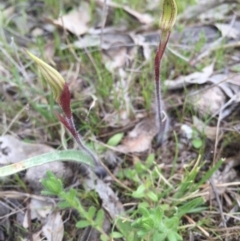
xmin=67 ymin=116 xmax=100 ymax=167
xmin=56 ymin=112 xmax=100 ymax=167
xmin=58 ymin=83 xmax=100 ymax=166
xmin=59 ymin=83 xmax=72 ymax=119
xmin=154 ymin=31 xmax=171 ymax=135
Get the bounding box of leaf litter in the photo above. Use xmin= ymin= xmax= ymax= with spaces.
xmin=51 ymin=2 xmax=91 ymax=36
xmin=1 ymin=0 xmax=240 ymax=240
xmin=115 ymin=116 xmax=158 ymax=153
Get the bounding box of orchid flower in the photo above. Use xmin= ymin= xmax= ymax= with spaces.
xmin=26 ymin=50 xmax=105 ymax=177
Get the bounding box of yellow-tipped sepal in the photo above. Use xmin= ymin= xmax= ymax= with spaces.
xmin=25 ymin=50 xmax=65 ymax=103
xmin=159 ymin=0 xmax=177 ymax=33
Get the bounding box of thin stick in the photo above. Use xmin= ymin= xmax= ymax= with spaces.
xmin=184 ymin=214 xmax=210 ymax=237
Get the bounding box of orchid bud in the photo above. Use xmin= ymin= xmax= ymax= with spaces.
xmin=154 ymin=0 xmax=177 ymax=146
xmin=25 ymin=50 xmax=65 ymax=103
xmin=159 ymin=0 xmax=177 ymax=33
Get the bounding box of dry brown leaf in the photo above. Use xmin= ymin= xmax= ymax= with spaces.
xmin=31 ymin=27 xmax=44 ymax=37
xmin=2 ymin=5 xmax=15 ymax=18
xmin=187 ymin=85 xmax=226 ymax=117
xmin=180 ymin=124 xmax=194 ymax=140
xmin=164 ymin=66 xmax=240 ymax=118
xmin=105 ymin=73 xmax=133 ymax=126
xmin=26 ymin=161 xmax=73 ymax=191
xmin=73 ymin=35 xmax=100 ymax=49
xmin=227 ymin=73 xmax=240 ymax=86
xmin=178 ymin=0 xmax=226 ymax=21
xmin=23 ymin=199 xmax=54 ymax=228
xmin=84 ymin=172 xmax=124 ymax=219
xmin=209 ymin=74 xmax=240 ymax=99
xmin=199 ymin=4 xmax=233 ymax=21
xmin=20 ymin=231 xmax=42 ymax=241
xmin=133 ymin=34 xmax=152 ymax=60
xmin=164 ymin=64 xmax=214 ymax=90
xmin=73 ymin=33 xmax=135 ymax=72
xmin=44 ymin=41 xmax=56 ymax=66
xmin=42 ymin=212 xmax=64 ymax=241
xmin=102 ymin=36 xmax=135 ymax=72
xmin=96 ymin=0 xmax=153 ymax=25
xmin=103 ymin=110 xmax=132 ymax=128
xmin=0 ymin=135 xmax=54 ymax=164
xmin=73 ymin=33 xmax=133 ymax=50
xmin=208 ymin=74 xmax=240 ymax=119
xmin=116 ymin=117 xmax=158 ymax=153
xmin=52 ymin=2 xmax=91 ymax=35
xmin=0 ymin=201 xmax=10 ymax=217
xmin=32 ymin=231 xmax=42 ymax=241
xmin=215 ymin=23 xmax=240 ymax=39
xmin=193 ymin=116 xmax=219 ymax=140
xmin=103 ymin=46 xmax=129 ymax=72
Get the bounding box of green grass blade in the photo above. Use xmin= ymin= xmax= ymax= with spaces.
xmin=196 ymin=158 xmax=224 ymax=188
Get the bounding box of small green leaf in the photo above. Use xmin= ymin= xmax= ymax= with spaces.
xmin=137 ymin=229 xmax=148 ymax=237
xmin=76 ymin=220 xmax=91 ymax=228
xmin=132 ymin=184 xmax=145 ymax=198
xmin=146 ymin=153 xmax=155 ymax=166
xmin=41 ymin=171 xmax=63 ymax=195
xmin=58 ymin=200 xmax=72 ymax=209
xmin=159 ymin=204 xmax=170 ymax=211
xmin=116 ymin=219 xmax=130 ymax=238
xmin=167 ymin=231 xmax=183 ymax=241
xmin=100 ymin=234 xmax=108 ymax=241
xmin=147 ymin=191 xmax=158 ymax=202
xmin=155 ymin=207 xmax=164 ymax=222
xmin=111 ymin=232 xmax=123 ymax=238
xmin=138 ymin=206 xmax=150 ymax=217
xmin=87 ymin=206 xmax=96 ymax=220
xmin=165 ymin=216 xmax=179 ymax=229
xmin=154 ymin=232 xmax=167 ymax=241
xmin=69 ymin=189 xmax=77 ymax=200
xmin=192 ymin=138 xmax=203 ymax=149
xmin=95 ymin=209 xmax=105 ymax=226
xmin=142 ymin=217 xmax=154 ymax=230
xmin=107 ymin=133 xmax=124 ymax=146
xmin=175 ymin=233 xmax=183 ymax=241
xmin=135 ymin=162 xmax=147 ymax=173
xmin=127 ymin=232 xmax=136 ymax=241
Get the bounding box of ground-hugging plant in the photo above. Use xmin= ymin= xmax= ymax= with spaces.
xmin=115 ymin=154 xmax=223 ymax=241
xmin=42 ymin=171 xmax=111 ymax=241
